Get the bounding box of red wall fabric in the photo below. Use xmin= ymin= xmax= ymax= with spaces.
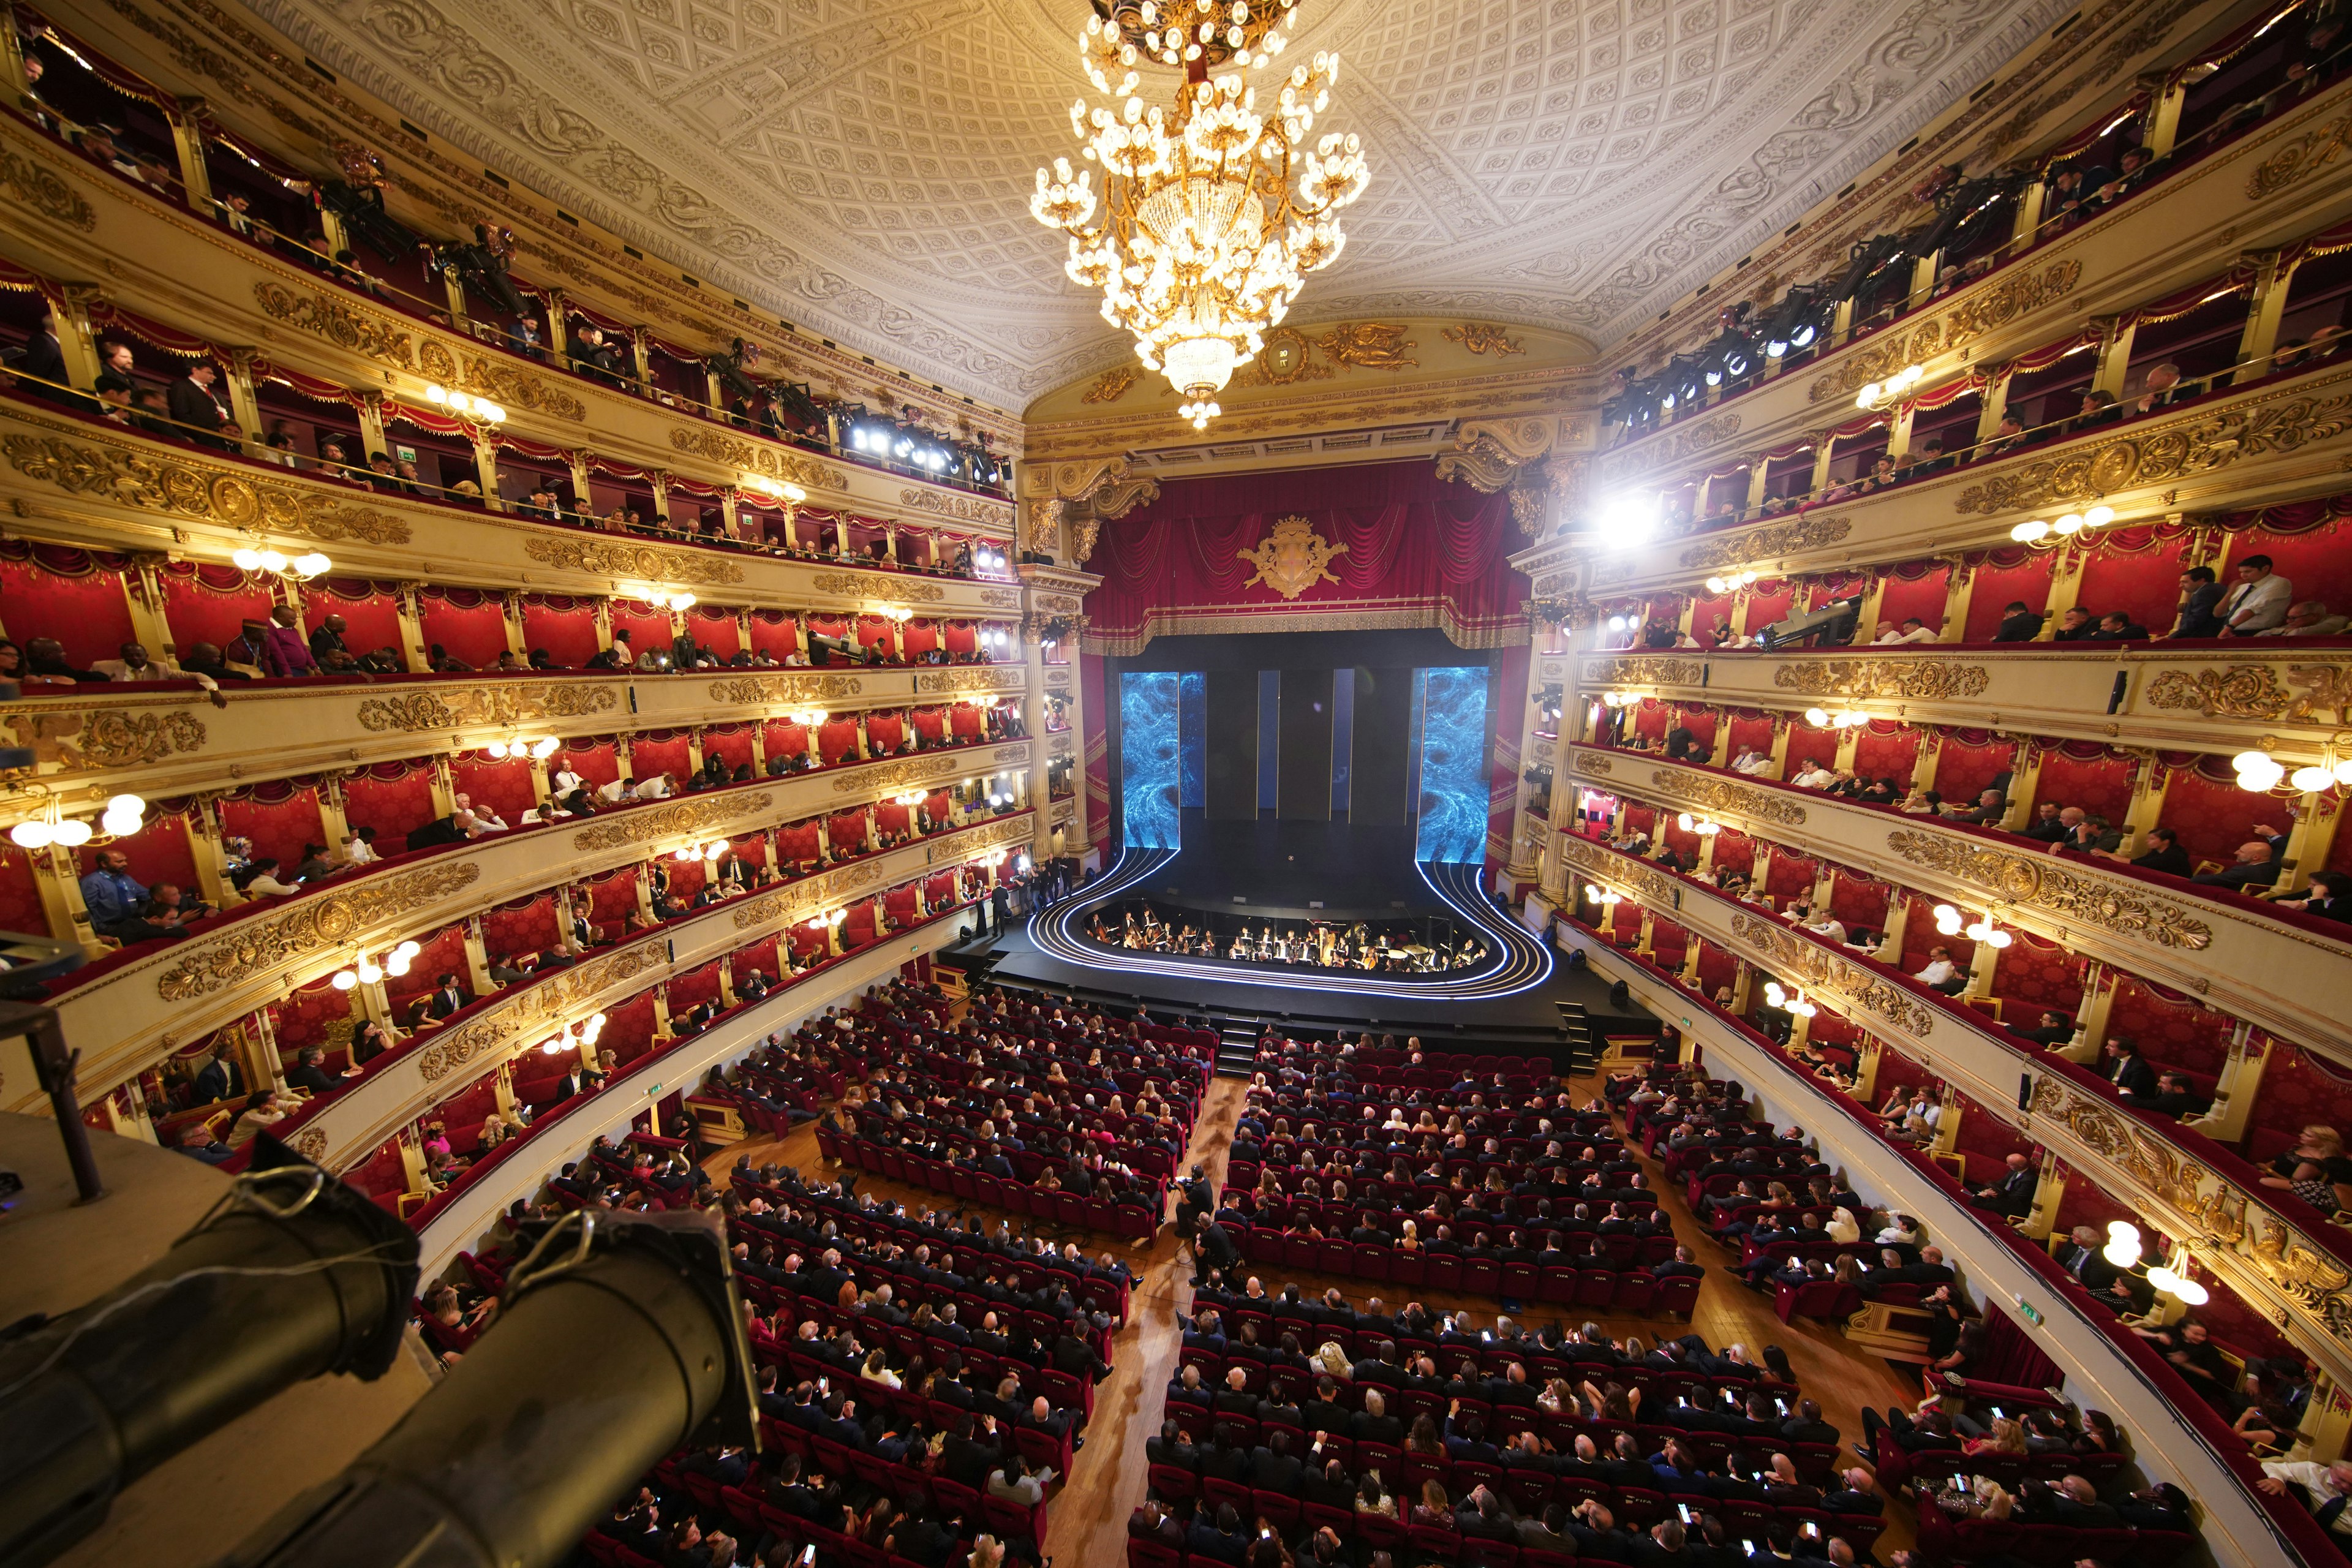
xmin=556 ymin=739 xmax=620 ymax=788
xmin=600 ymin=990 xmax=659 ymax=1066
xmin=521 ymin=597 xmax=601 ymax=668
xmin=1992 ymin=930 xmax=2086 ymax=1016
xmin=2073 ymin=530 xmax=2191 ymax=630
xmin=630 ymin=733 xmax=692 ymax=781
xmin=385 ymin=924 xmax=469 ymax=1014
xmin=608 ymin=601 xmax=674 ymax=655
xmin=1083 ymin=459 xmax=1531 ymax=652
xmin=690 ymin=606 xmax=742 ymax=658
xmin=748 ymin=611 xmax=799 ymax=660
xmin=311 ymin=581 xmax=405 ymax=664
xmin=1827 ymin=873 xmax=1889 ymax=930
xmin=1962 ymin=556 xmax=2057 ymax=640
xmin=219 ymin=788 xmax=327 ymax=872
xmin=1932 ymin=734 xmax=2017 ymax=804
xmin=703 ymin=725 xmax=754 ymax=772
xmin=2031 ymin=747 xmax=2135 ymax=823
xmin=1874 ymin=564 xmax=1950 ymax=634
xmin=2239 ymin=516 xmax=2352 ymax=615
xmin=668 ymin=959 xmax=722 ymax=1011
xmin=418 ymin=593 xmax=510 ymax=668
xmin=581 ymin=867 xmax=639 ymax=932
xmin=91 ymin=812 xmax=201 ymax=904
xmin=2109 ymin=977 xmax=2234 ymax=1077
xmin=1708 ymin=831 xmax=1755 ymax=879
xmin=159 ymin=564 xmax=276 ymax=653
xmin=1851 ymin=723 xmax=1919 ymax=783
xmin=2247 ymin=1042 xmax=2352 ymax=1166
xmin=344 ymin=764 xmax=440 ymax=842
xmin=764 ymin=720 xmax=810 ymax=762
xmin=0 ymin=845 xmax=51 ymax=938
xmin=481 ymin=894 xmax=557 ymax=961
xmin=867 ymin=714 xmax=906 ymax=752
xmin=1 ymin=549 xmax=137 ymax=666
xmin=271 ymin=975 xmax=354 ymax=1057
xmin=1785 ymin=723 xmax=1839 ymax=773
xmin=451 ymin=754 xmax=538 ymax=822
xmin=2157 ymin=761 xmax=2279 ymax=867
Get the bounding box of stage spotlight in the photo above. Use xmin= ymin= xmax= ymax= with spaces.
xmin=208 ymin=1209 xmax=753 ymax=1568
xmin=0 ymin=1139 xmax=418 ymax=1568
xmin=1595 ymin=492 xmax=1660 ymax=545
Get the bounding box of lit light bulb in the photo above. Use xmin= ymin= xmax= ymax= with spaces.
xmin=107 ymin=793 xmax=145 ymax=815
xmin=395 ymin=941 xmax=420 ymax=960
xmin=1986 ymin=929 xmax=2012 ymax=949
xmin=331 ymin=970 xmax=359 ymax=991
xmin=532 ymin=737 xmax=559 ymax=759
xmin=2291 ymin=765 xmax=2334 ymax=793
xmin=9 ymin=820 xmax=52 ymax=849
xmin=1705 ymin=576 xmax=1727 ymax=594
xmin=1804 ymin=707 xmax=1830 ymax=727
xmin=2011 ymin=520 xmax=2050 ymax=543
xmin=2107 ymin=1220 xmax=2139 ymax=1242
xmin=487 ymin=741 xmax=510 ymax=759
xmin=386 ymin=955 xmax=412 ymax=978
xmin=100 ymin=809 xmax=141 ymax=837
xmin=51 ymin=818 xmax=91 ymax=846
xmin=2236 ymin=755 xmax=2286 ymax=792
xmin=2102 ymin=1237 xmax=2140 ymax=1267
xmin=2172 ymin=1277 xmax=2209 ymax=1306
xmin=292 ymin=553 xmax=332 ymax=577
xmin=1584 ymin=884 xmax=1602 ymax=900
xmin=356 ymin=960 xmax=383 ymax=984
xmin=2083 ymin=505 xmax=2114 ymax=527
xmin=258 ymin=550 xmax=287 ymax=573
xmin=426 ymin=384 xmax=449 ymax=404
xmin=2052 ymin=513 xmax=2085 ymax=536
xmin=2144 ymin=1265 xmax=2179 ymax=1294
xmin=232 ymin=548 xmax=265 ymax=570
xmin=1678 ymin=813 xmax=1695 ymax=831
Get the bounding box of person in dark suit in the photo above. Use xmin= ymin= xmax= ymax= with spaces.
xmin=1992 ymin=601 xmax=2046 ymax=641
xmin=166 ymin=361 xmax=235 ymax=450
xmin=10 ymin=325 xmax=73 ymax=401
xmin=1186 ymin=1502 xmax=1250 ymax=1565
xmin=1250 ymin=1430 xmax=1304 ymax=1491
xmin=421 ymin=973 xmax=470 ymax=1020
xmin=1972 ymin=1152 xmax=2039 ymax=1218
xmin=1212 ymin=1367 xmax=1260 ymax=1418
xmin=2055 ymin=1226 xmax=2122 ymax=1292
xmin=1145 ymin=1419 xmax=1197 ymax=1471
xmin=190 ymin=1047 xmax=244 ymax=1106
xmin=2101 ymin=1038 xmax=2159 ymax=1099
xmin=1351 ymin=1389 xmax=1403 ymax=1445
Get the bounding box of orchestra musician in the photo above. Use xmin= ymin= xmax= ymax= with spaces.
xmin=1077 ymin=902 xmax=1485 ymax=973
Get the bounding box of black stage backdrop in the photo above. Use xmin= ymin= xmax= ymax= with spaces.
xmin=1349 ymin=665 xmax=1412 ymax=826
xmin=1203 ymin=667 xmax=1258 ymax=821
xmin=1277 ymin=668 xmax=1335 ymax=820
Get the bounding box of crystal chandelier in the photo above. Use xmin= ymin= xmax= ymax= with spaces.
xmin=1031 ymin=0 xmax=1370 ymax=430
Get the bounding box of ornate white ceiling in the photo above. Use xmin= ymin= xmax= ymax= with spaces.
xmin=251 ymin=0 xmax=2073 ymax=408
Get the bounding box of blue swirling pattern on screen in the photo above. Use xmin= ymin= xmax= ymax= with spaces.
xmin=1121 ymin=671 xmax=1183 ymax=849
xmin=1415 ymin=666 xmax=1488 ymax=863
xmin=1179 ymin=671 xmax=1205 ymax=809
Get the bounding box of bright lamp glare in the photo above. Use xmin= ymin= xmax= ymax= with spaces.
xmin=51 ymin=818 xmax=91 ymax=846
xmin=2291 ymin=765 xmax=2334 ymax=793
xmin=2237 ymin=757 xmax=2286 ymax=791
xmin=2103 ymin=1237 xmax=2141 ymax=1267
xmin=2173 ymin=1277 xmax=2209 ymax=1305
xmin=9 ymin=820 xmax=51 ymax=848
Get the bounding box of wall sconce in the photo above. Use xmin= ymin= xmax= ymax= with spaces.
xmin=742 ymin=475 xmax=807 ymax=505
xmin=1762 ymin=980 xmax=1818 ymax=1018
xmin=1581 ymin=883 xmax=1624 ymax=907
xmin=331 ymin=938 xmax=421 ymax=991
xmin=2144 ymin=1260 xmax=2210 ymax=1305
xmin=1703 ymin=569 xmax=1761 ymax=595
xmin=1854 ymin=365 xmax=1923 ymax=410
xmin=1675 ymin=813 xmax=1723 ymax=836
xmin=538 ymin=1012 xmax=608 ymax=1055
xmin=671 ymin=840 xmax=727 ymax=864
xmin=1931 ymin=902 xmax=2013 ymax=948
xmin=2102 ymin=1221 xmax=2142 ymax=1268
xmin=485 ymin=736 xmax=560 ymax=761
xmin=10 ymin=790 xmax=146 ymax=849
xmin=424 ymin=385 xmax=507 ymax=423
xmin=649 ymin=589 xmax=698 ymax=612
xmin=232 ymin=545 xmax=332 ymax=579
xmin=2232 ymin=737 xmax=2352 ymax=795
xmin=1803 ymin=707 xmax=1869 ymax=729
xmin=2010 ymin=505 xmax=2114 ymax=544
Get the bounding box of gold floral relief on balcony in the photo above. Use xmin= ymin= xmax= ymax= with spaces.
xmin=727 ymin=859 xmax=887 ymax=930
xmin=897 ymin=488 xmax=1014 ymax=525
xmin=667 ymin=428 xmax=846 ymax=493
xmin=1810 ymin=262 xmax=2084 ymax=402
xmin=1953 ymin=391 xmax=2352 ymax=515
xmin=156 ymin=861 xmax=483 ymax=1001
xmin=1558 ymin=835 xmax=1681 ymax=905
xmin=2025 ymin=1077 xmax=2245 ymax=1246
xmin=914 ymin=668 xmax=1019 ymax=696
xmin=978 ymin=589 xmax=1022 ymax=609
xmin=415 ymin=339 xmax=587 ymax=423
xmin=836 ymin=755 xmax=967 ymax=794
xmin=1885 ymin=828 xmax=2213 ymax=949
xmin=1773 ymin=659 xmax=1991 ymax=702
xmin=356 ymin=682 xmax=618 ymax=734
xmin=1 ymin=147 xmax=99 ymax=231
xmin=418 ymin=942 xmax=666 ymax=1083
xmin=1 ymin=705 xmax=208 ymax=772
xmin=1582 ymin=655 xmax=1705 ymax=687
xmin=1602 ymin=413 xmax=1742 ymax=483
xmin=2248 ymin=109 xmax=2352 ymax=200
xmin=707 ymin=673 xmax=865 ymax=705
xmin=1571 ymin=752 xmax=1615 ymax=777
xmin=254 ymin=282 xmax=584 ymax=421
xmin=1678 ymin=515 xmax=1850 ymax=571
xmin=1647 ymin=768 xmax=1809 ymax=827
xmin=2145 ymin=662 xmax=2352 ymax=725
xmin=571 ymin=793 xmax=772 ymax=853
xmin=1727 ymin=911 xmax=1940 ymax=1038
xmin=810 ymin=571 xmax=945 ymax=602
xmin=522 ymin=536 xmax=745 ymax=586
xmin=2 ymin=428 xmax=412 ymax=544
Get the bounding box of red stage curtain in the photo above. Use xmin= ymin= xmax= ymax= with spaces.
xmin=2030 ymin=745 xmax=2135 ymax=823
xmin=521 ymin=595 xmax=601 ymax=668
xmin=2158 ymin=758 xmax=2279 ymax=867
xmin=2110 ymin=977 xmax=2233 ymax=1077
xmin=451 ymin=753 xmax=539 ymax=822
xmin=157 ymin=562 xmax=276 ymax=654
xmin=218 ymin=786 xmax=327 ymax=870
xmin=1962 ymin=555 xmax=2057 ymax=640
xmin=1874 ymin=564 xmax=1950 ymax=633
xmin=311 ymin=579 xmax=405 ymax=663
xmin=1085 ymin=459 xmax=1529 ymax=649
xmin=481 ymin=894 xmax=557 ymax=961
xmin=630 ymin=733 xmax=692 ymax=781
xmin=0 ymin=545 xmax=137 ymax=666
xmin=418 ymin=589 xmax=510 ymax=669
xmin=344 ymin=762 xmax=439 ymax=842
xmin=691 ymin=605 xmax=742 ymax=658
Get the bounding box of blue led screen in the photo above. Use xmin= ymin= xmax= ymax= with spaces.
xmin=1415 ymin=666 xmax=1488 ymax=863
xmin=1179 ymin=671 xmax=1205 ymax=809
xmin=1121 ymin=671 xmax=1183 ymax=849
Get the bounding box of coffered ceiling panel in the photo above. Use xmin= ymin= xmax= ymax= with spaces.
xmin=247 ymin=0 xmax=2073 ymax=407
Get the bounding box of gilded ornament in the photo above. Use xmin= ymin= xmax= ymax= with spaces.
xmin=707 ymin=673 xmax=864 ymax=706
xmin=288 ymin=1127 xmax=330 ymax=1161
xmin=0 ymin=148 xmax=99 ymax=231
xmin=1572 ymin=752 xmax=1615 ymax=777
xmin=3 ymin=430 xmax=412 ymax=544
xmin=897 ymin=488 xmax=1014 ymax=525
xmin=810 ymin=571 xmax=946 ymax=603
xmin=1953 ymin=393 xmax=2352 ymax=515
xmin=156 ymin=862 xmax=482 ymax=1001
xmin=1647 ymin=769 xmax=1809 ymax=827
xmin=356 ymin=682 xmax=617 ymax=734
xmin=1725 ymin=911 xmax=1937 ymax=1037
xmin=1236 ymin=516 xmax=1348 ymax=601
xmin=1678 ymin=516 xmax=1850 ymax=571
xmin=1583 ymin=656 xmax=1705 ymax=687
xmin=522 ymin=536 xmax=746 ymax=585
xmin=1773 ymin=660 xmax=1991 ymax=702
xmin=2144 ymin=665 xmax=2292 ymax=720
xmin=914 ymin=668 xmax=1018 ymax=696
xmin=667 ymin=428 xmax=846 ymax=492
xmin=2288 ymin=663 xmax=2352 ymax=725
xmin=69 ymin=709 xmax=208 ymax=769
xmin=1603 ymin=413 xmax=1742 ymax=483
xmin=1316 ymin=322 xmax=1418 ymax=371
xmin=1080 ymin=367 xmax=1141 ymax=404
xmin=1231 ymin=326 xmax=1331 ymax=386
xmin=256 ymin=281 xmax=418 ymax=368
xmin=1436 ymin=417 xmax=1558 ymax=495
xmin=571 ymin=793 xmax=772 ymax=852
xmin=1442 ymin=323 xmax=1527 ymax=358
xmin=838 ymin=755 xmax=965 ymax=794
xmin=417 ymin=943 xmax=665 ymax=1082
xmin=977 ymin=589 xmax=1022 ymax=609
xmin=2248 ymin=110 xmax=2352 ymax=200
xmin=1884 ymin=828 xmax=2212 ymax=949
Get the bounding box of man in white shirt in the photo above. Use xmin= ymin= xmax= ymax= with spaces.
xmin=1792 ymin=763 xmax=1838 ymax=789
xmin=1914 ymin=944 xmax=1966 ymax=994
xmin=1730 ymin=748 xmax=1772 ymax=775
xmin=1803 ymin=913 xmax=1848 ymax=944
xmin=2260 ymin=1458 xmax=2352 ymax=1537
xmin=1885 ymin=617 xmax=1937 ymax=644
xmin=632 ymin=772 xmax=674 ymax=802
xmin=595 ymin=777 xmax=633 ymax=805
xmin=551 ymin=755 xmax=585 ymax=798
xmin=2217 ymin=554 xmax=2293 ymax=635
xmin=453 ymin=793 xmax=508 ymax=832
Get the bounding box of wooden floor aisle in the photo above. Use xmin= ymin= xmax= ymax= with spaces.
xmin=710 ymin=1070 xmax=1922 ymax=1566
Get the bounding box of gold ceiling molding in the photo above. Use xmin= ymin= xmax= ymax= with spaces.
xmin=707 ymin=673 xmax=864 ymax=706
xmin=1237 ymin=516 xmax=1349 ymax=601
xmin=1647 ymin=768 xmax=1809 ymax=828
xmin=417 ymin=942 xmax=665 ymax=1083
xmin=521 ymin=536 xmax=747 ymax=586
xmin=1027 ymin=457 xmax=1163 ymax=565
xmin=809 ymin=571 xmax=946 ymax=602
xmin=1883 ymin=827 xmax=2214 ymax=949
xmin=1602 ymin=412 xmax=1741 ymax=483
xmin=1444 ymin=323 xmax=1528 ymax=358
xmin=1804 ymin=260 xmax=2082 ymax=403
xmin=0 ymin=146 xmax=98 ymax=230
xmin=1 ymin=707 xmax=208 ymax=773
xmin=156 ymin=861 xmax=482 ymax=1001
xmin=1772 ymin=658 xmax=1991 ymax=702
xmin=1434 ymin=416 xmax=1558 ymax=496
xmin=2247 ymin=109 xmax=2352 ymax=200
xmin=252 ymin=280 xmax=585 ymax=420
xmin=2141 ymin=663 xmax=2351 ymax=725
xmin=914 ymin=668 xmax=1020 ymax=696
xmin=1582 ymin=655 xmax=1705 ymax=687
xmin=1727 ymin=910 xmax=1942 ymax=1038
xmin=1080 ymin=367 xmax=1141 ymax=404
xmin=896 ymin=488 xmax=1013 ymax=525
xmin=3 ymin=426 xmax=413 ymax=545
xmin=571 ymin=793 xmax=772 ymax=853
xmin=356 ymin=682 xmax=619 ymax=734
xmin=1953 ymin=390 xmax=2352 ymax=515
xmin=666 ymin=428 xmax=848 ymax=492
xmin=1677 ymin=515 xmax=1850 ymax=571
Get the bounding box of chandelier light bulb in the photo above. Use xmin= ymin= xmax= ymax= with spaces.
xmin=1986 ymin=928 xmax=2012 ymax=949
xmin=2011 ymin=520 xmax=2050 ymax=543
xmin=1804 ymin=707 xmax=1830 ymax=726
xmin=2236 ymin=755 xmax=2286 ymax=792
xmin=232 ymin=547 xmax=264 ymax=571
xmin=2084 ymin=505 xmax=2115 ymax=527
xmin=257 ymin=550 xmax=288 ymax=573
xmin=1705 ymin=576 xmax=1727 ymax=594
xmin=487 ymin=741 xmax=510 ymax=759
xmin=2291 ymin=764 xmax=2334 ymax=793
xmin=2334 ymin=758 xmax=2352 ymax=786
xmin=394 ymin=941 xmax=420 ymax=960
xmin=99 ymin=808 xmax=141 ymax=837
xmin=532 ymin=737 xmax=559 ymax=759
xmin=385 ymin=955 xmax=411 ymax=978
xmin=51 ymin=817 xmax=91 ymax=846
xmin=2145 ymin=1265 xmax=2180 ymax=1294
xmin=9 ymin=820 xmax=51 ymax=849
xmin=2103 ymin=1236 xmax=2141 ymax=1267
xmin=2172 ymin=1276 xmax=2209 ymax=1306
xmin=292 ymin=552 xmax=333 ymax=578
xmin=356 ymin=960 xmax=383 ymax=984
xmin=2107 ymin=1220 xmax=2139 ymax=1242
xmin=1678 ymin=813 xmax=1695 ymax=831
xmin=2052 ymin=513 xmax=2086 ymax=535
xmin=331 ymin=970 xmax=359 ymax=992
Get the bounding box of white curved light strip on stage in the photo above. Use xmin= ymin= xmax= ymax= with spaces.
xmin=1024 ymin=849 xmax=1556 ymax=1000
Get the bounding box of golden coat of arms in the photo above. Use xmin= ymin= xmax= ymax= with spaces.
xmin=1237 ymin=515 xmax=1349 ymax=600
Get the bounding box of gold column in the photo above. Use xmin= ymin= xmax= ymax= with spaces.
xmin=356 ymin=391 xmax=389 ymax=461
xmin=2089 ymin=315 xmax=2138 ymax=399
xmin=2118 ymin=752 xmax=2170 ymax=859
xmin=630 ymin=328 xmax=656 ymax=393
xmin=1973 ymin=368 xmax=2015 ymax=443
xmin=2143 ymin=70 xmax=2188 ymax=157
xmin=394 ymin=582 xmax=431 ymax=673
xmin=35 ymin=843 xmax=101 ymax=957
xmin=222 ymin=349 xmax=265 ymax=453
xmin=1847 ymin=575 xmax=1886 ymax=646
xmin=2007 ymin=183 xmax=2045 ymax=252
xmin=472 ymin=430 xmax=504 ymax=511
xmin=502 ymin=591 xmax=530 ymax=662
xmin=2000 ymin=743 xmax=2046 ymax=830
xmin=2281 ymin=791 xmax=2344 ymax=896
xmin=0 ymin=20 xmax=30 ymax=114
xmin=2234 ymin=250 xmax=2297 ymax=385
xmin=460 ymin=914 xmax=492 ymax=995
xmin=427 ymin=755 xmax=457 ymax=818
xmin=2021 ymin=1151 xmax=2065 ymax=1240
xmin=121 ymin=556 xmax=175 ymax=655
xmin=1936 ymin=557 xmax=1974 ymax=644
xmin=47 ymin=285 xmax=103 ymax=392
